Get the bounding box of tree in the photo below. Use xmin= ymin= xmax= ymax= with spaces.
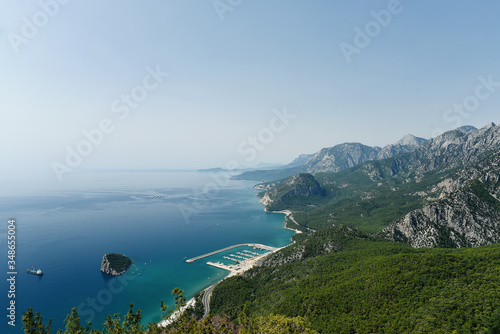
xmin=22 ymin=308 xmax=53 ymax=334
xmin=252 ymin=315 xmax=318 ymax=334
xmin=160 ymin=299 xmax=169 ymax=319
xmin=238 ymin=302 xmax=253 ymax=334
xmin=63 ymin=308 xmax=91 ymax=334
xmin=172 ymin=287 xmax=186 ymax=312
xmin=101 ymin=304 xmax=146 ymax=334
xmin=485 ymin=309 xmax=500 ymax=334
xmin=193 ymin=292 xmax=205 ymax=320
xmin=123 ymin=304 xmax=143 ymax=333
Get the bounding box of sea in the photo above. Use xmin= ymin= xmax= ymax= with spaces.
xmin=0 ymin=171 xmax=294 ymax=333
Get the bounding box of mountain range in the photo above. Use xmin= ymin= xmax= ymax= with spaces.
xmin=258 ymin=122 xmax=500 ymax=247
xmin=207 ymin=122 xmax=500 ymax=332
xmin=235 ymin=133 xmax=429 ymax=181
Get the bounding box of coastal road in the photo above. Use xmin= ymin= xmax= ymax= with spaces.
xmin=202 ymin=282 xmax=220 ymax=319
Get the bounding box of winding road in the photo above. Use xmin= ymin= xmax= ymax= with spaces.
xmin=202 ymin=281 xmax=223 ymax=319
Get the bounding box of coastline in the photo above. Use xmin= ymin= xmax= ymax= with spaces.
xmin=5 ymin=171 xmax=302 ymax=333
xmin=269 ymin=209 xmax=303 ymax=235
xmin=158 ymin=297 xmax=196 ymax=327
xmin=158 ymin=246 xmax=285 ymax=327
xmin=158 ymin=195 xmax=299 ymax=326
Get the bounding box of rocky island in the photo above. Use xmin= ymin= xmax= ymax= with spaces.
xmin=100 ymin=253 xmax=133 ymax=276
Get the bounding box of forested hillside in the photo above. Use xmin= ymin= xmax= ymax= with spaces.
xmin=211 ymin=226 xmax=500 ymax=333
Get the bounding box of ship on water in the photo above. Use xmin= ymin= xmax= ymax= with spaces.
xmin=27 ymin=267 xmax=43 ymax=276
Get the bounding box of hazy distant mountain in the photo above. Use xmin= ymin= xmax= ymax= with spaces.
xmin=303 ymin=134 xmax=428 ymax=174
xmin=287 ymin=154 xmax=315 ymax=168
xmin=235 ymin=133 xmax=428 ymax=181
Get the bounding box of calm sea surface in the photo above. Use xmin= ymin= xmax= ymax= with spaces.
xmin=0 ymin=171 xmax=293 ymax=333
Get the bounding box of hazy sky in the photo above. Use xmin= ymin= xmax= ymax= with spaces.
xmin=1 ymin=1 xmax=500 ymax=182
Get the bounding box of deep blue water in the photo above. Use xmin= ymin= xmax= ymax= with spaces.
xmin=0 ymin=171 xmax=293 ymax=333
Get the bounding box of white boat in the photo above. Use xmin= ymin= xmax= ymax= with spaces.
xmin=27 ymin=267 xmax=43 ymax=276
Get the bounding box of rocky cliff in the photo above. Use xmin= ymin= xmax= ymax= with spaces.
xmin=379 ymin=149 xmax=500 ymax=248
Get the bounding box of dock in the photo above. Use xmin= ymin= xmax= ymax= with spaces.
xmin=185 ymin=243 xmax=278 ymax=263
xmin=205 ymin=244 xmax=283 ymax=274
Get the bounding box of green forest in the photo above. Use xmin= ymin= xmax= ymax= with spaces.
xmin=105 ymin=253 xmax=133 ymax=273
xmin=210 ymin=226 xmax=500 ymax=333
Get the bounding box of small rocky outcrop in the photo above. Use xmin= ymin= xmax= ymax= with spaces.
xmin=100 ymin=253 xmax=132 ymax=276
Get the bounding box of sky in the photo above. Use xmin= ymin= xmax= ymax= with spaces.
xmin=1 ymin=0 xmax=500 ymax=182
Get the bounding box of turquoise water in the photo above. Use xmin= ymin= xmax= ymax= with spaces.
xmin=0 ymin=171 xmax=293 ymax=333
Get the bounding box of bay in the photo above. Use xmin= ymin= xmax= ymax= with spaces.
xmin=0 ymin=171 xmax=293 ymax=333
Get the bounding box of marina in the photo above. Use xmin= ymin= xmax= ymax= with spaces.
xmin=185 ymin=242 xmax=286 ymax=277
xmin=186 ymin=243 xmax=286 ymax=276
xmin=185 ymin=243 xmax=278 ymax=263
xmin=205 ymin=245 xmax=282 ymax=274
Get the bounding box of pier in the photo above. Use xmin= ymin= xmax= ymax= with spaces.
xmin=223 ymin=256 xmax=240 ymax=262
xmin=185 ymin=243 xmax=278 ymax=263
xmin=236 ymin=252 xmax=253 ymax=258
xmin=243 ymin=250 xmax=260 ymax=256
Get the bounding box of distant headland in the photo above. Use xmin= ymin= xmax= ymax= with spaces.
xmin=100 ymin=253 xmax=132 ymax=276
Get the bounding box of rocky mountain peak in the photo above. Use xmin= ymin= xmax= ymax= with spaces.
xmin=288 ymin=153 xmax=315 ymax=168
xmin=394 ymin=134 xmax=427 ymax=147
xmin=457 ymin=125 xmax=478 ymax=134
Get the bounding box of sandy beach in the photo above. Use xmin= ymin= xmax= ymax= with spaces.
xmin=271 ymin=209 xmax=303 ymax=234
xmin=158 ymin=297 xmax=196 ymax=327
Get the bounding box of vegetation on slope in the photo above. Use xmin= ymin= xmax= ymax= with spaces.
xmin=264 ymin=173 xmax=327 ymax=211
xmin=103 ymin=253 xmax=133 ymax=274
xmin=21 ymin=288 xmax=317 ymax=333
xmin=211 ymin=226 xmax=500 ymax=333
xmin=260 ymin=126 xmax=500 ymax=237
